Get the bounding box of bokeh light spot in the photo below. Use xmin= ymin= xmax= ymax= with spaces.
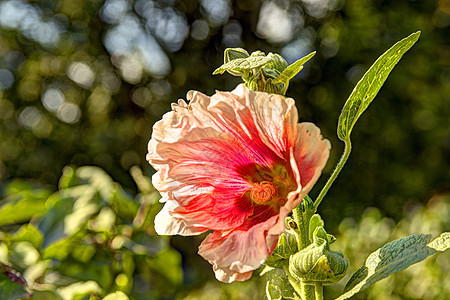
xmin=18 ymin=106 xmax=42 ymax=129
xmin=67 ymin=62 xmax=95 ymax=88
xmin=191 ymin=20 xmax=209 ymax=40
xmin=0 ymin=69 xmax=14 ymax=89
xmin=57 ymin=103 xmax=81 ymax=124
xmin=201 ymin=0 xmax=232 ymax=26
xmin=132 ymin=87 xmax=152 ymax=108
xmin=42 ymin=88 xmax=65 ymax=112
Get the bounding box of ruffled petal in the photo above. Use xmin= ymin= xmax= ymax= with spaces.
xmin=198 ymin=215 xmax=279 ymax=283
xmin=154 ymin=200 xmax=209 ymax=236
xmin=149 ymin=130 xmax=256 ymax=232
xmin=294 ymin=123 xmax=331 ymax=191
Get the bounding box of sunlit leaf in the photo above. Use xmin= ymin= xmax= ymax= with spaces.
xmin=9 ymin=224 xmax=44 ymax=250
xmin=213 ymin=56 xmax=273 ymax=75
xmin=309 ymin=214 xmax=324 ymax=243
xmin=0 ymin=181 xmax=49 ymax=226
xmin=39 ymin=196 xmax=75 ymax=248
xmin=337 ymin=232 xmax=450 ymax=300
xmin=42 ymin=237 xmax=76 ymax=260
xmin=272 ymin=52 xmax=315 ymax=84
xmin=266 ymin=281 xmax=283 ymax=300
xmin=337 ymin=31 xmax=421 ymax=140
xmin=56 ymin=281 xmax=101 ymax=300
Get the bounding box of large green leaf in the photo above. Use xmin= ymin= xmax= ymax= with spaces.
xmin=0 ymin=181 xmax=50 ymax=226
xmin=9 ymin=224 xmax=44 ymax=250
xmin=337 ymin=31 xmax=420 ymax=140
xmin=336 ymin=232 xmax=449 ymax=300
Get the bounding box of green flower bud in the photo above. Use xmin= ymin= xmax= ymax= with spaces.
xmin=215 ymin=48 xmax=314 ymax=96
xmin=265 ymin=53 xmax=288 ymax=74
xmin=289 ymin=226 xmax=349 ymax=285
xmin=224 ymin=48 xmax=250 ymax=77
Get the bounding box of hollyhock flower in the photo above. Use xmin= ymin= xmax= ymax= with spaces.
xmin=147 ymin=84 xmax=330 ymax=283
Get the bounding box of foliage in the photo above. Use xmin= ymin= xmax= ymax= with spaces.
xmin=327 ymin=194 xmax=450 ymax=300
xmin=0 ymin=166 xmax=183 ymax=299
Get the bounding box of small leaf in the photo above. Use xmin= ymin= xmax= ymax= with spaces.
xmin=337 ymin=31 xmax=420 ymax=140
xmin=336 ymin=232 xmax=450 ymax=300
xmin=309 ymin=214 xmax=325 ymax=242
xmin=273 ymin=52 xmax=316 ymax=84
xmin=213 ymin=56 xmax=273 ymax=75
xmin=266 ymin=281 xmax=283 ymax=300
xmin=224 ymin=48 xmax=249 ymax=63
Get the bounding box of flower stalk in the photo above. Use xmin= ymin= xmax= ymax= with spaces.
xmin=314 ymin=136 xmax=352 ymax=211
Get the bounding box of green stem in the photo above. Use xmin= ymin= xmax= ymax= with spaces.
xmin=314 ymin=283 xmax=323 ymax=300
xmin=292 ymin=206 xmax=309 ymax=249
xmin=301 ymin=284 xmax=315 ymax=300
xmin=314 ymin=137 xmax=352 ymax=211
xmin=283 ymin=265 xmax=303 ymax=298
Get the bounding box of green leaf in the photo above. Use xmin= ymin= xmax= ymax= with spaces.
xmin=213 ymin=56 xmax=273 ymax=75
xmin=272 ymin=51 xmax=316 ymax=84
xmin=0 ymin=181 xmax=50 ymax=226
xmin=109 ymin=188 xmax=139 ymax=221
xmin=266 ymin=281 xmax=283 ymax=300
xmin=39 ymin=196 xmax=75 ymax=248
xmin=149 ymin=248 xmax=183 ymax=286
xmin=337 ymin=31 xmax=420 ymax=141
xmin=309 ymin=214 xmax=324 ymax=242
xmin=9 ymin=224 xmax=44 ymax=250
xmin=224 ymin=48 xmax=249 ymax=63
xmin=336 ymin=232 xmax=450 ymax=300
xmin=0 ymin=271 xmax=29 ymax=300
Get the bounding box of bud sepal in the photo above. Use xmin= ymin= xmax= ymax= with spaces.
xmin=289 ymin=226 xmax=349 ymax=285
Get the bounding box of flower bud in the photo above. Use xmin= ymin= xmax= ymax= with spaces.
xmin=289 ymin=226 xmax=349 ymax=285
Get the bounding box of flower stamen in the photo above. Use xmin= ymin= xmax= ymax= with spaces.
xmin=250 ymin=181 xmax=277 ymax=204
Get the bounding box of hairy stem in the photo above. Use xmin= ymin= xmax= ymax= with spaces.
xmin=314 ymin=283 xmax=323 ymax=300
xmin=301 ymin=284 xmax=315 ymax=300
xmin=314 ymin=137 xmax=352 ymax=211
xmin=283 ymin=265 xmax=303 ymax=298
xmin=292 ymin=206 xmax=309 ymax=249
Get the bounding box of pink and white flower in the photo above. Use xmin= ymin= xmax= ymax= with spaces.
xmin=147 ymin=84 xmax=330 ymax=283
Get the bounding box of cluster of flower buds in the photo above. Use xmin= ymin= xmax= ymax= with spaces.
xmin=265 ymin=196 xmax=348 ymax=291
xmin=213 ymin=48 xmax=315 ymax=95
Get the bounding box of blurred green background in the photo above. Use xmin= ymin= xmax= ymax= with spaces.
xmin=0 ymin=0 xmax=448 ymax=299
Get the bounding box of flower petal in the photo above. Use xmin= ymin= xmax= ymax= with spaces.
xmin=294 ymin=123 xmax=331 ymax=191
xmin=198 ymin=215 xmax=279 ymax=283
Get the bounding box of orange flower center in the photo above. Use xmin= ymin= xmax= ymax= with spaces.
xmin=250 ymin=181 xmax=277 ymax=204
